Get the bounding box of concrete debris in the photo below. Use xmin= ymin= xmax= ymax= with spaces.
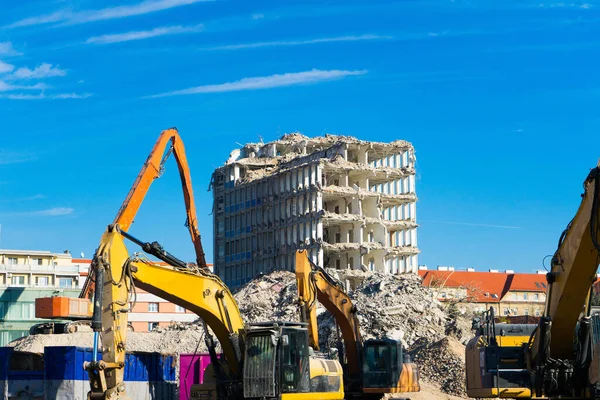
xmin=9 ymin=330 xmax=207 ymax=354
xmin=410 ymin=337 xmax=466 ymax=396
xmin=232 ymin=269 xmax=472 ymax=396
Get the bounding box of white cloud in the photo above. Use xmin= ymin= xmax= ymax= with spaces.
xmin=201 ymin=34 xmax=393 ymax=51
xmin=0 ymin=81 xmax=47 ymax=92
xmin=86 ymin=24 xmax=204 ymax=44
xmin=7 ymin=63 xmax=67 ymax=80
xmin=8 ymin=0 xmax=211 ymax=28
xmin=3 ymin=207 xmax=75 ymax=217
xmin=0 ymin=42 xmax=21 ymax=56
xmin=0 ymin=61 xmax=14 ymax=74
xmin=0 ymin=92 xmax=92 ymax=100
xmin=252 ymin=13 xmax=265 ymax=20
xmin=146 ymin=69 xmax=368 ymax=98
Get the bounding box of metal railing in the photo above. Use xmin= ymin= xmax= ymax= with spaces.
xmin=0 ymin=263 xmax=79 ymax=274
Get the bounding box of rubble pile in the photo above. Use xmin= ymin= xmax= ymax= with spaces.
xmin=410 ymin=337 xmax=467 ymax=396
xmin=9 ymin=330 xmax=206 ymax=354
xmin=231 ymin=269 xmax=471 ymax=396
xmin=234 ymin=271 xmax=301 ymax=324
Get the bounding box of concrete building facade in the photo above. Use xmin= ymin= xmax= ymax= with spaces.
xmin=211 ymin=133 xmax=419 ymax=289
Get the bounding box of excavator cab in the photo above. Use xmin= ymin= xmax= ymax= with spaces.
xmin=362 ymin=338 xmax=419 ymax=395
xmin=243 ymin=322 xmax=343 ymax=399
xmin=465 ymin=307 xmax=534 ymax=398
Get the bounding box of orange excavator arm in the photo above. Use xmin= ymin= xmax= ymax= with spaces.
xmin=78 ymin=128 xmax=206 ymax=301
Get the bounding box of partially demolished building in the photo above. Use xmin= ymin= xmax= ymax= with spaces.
xmin=211 ymin=133 xmax=419 ymax=288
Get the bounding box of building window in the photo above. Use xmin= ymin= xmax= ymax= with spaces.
xmin=148 ymin=322 xmax=159 ymax=331
xmin=7 ymin=257 xmax=18 ymax=265
xmin=535 ymin=310 xmax=541 ymax=317
xmin=524 ymin=309 xmax=529 ymax=316
xmin=176 ymin=305 xmax=186 ymax=313
xmin=59 ymin=278 xmax=73 ymax=288
xmin=503 ymin=308 xmax=510 ymax=315
xmin=368 ymin=258 xmax=375 ymax=271
xmin=511 ymin=293 xmax=517 ymax=300
xmin=148 ymin=303 xmax=159 ymax=313
xmin=35 ymin=277 xmax=49 ymax=287
xmin=523 ymin=293 xmax=528 ymax=301
xmin=11 ymin=276 xmax=25 ymax=286
xmin=31 ymin=258 xmax=43 ymax=266
xmin=535 ymin=293 xmax=540 ymax=301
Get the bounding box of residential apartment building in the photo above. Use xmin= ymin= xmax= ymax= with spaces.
xmin=0 ymin=249 xmax=83 ymax=346
xmin=418 ymin=267 xmax=548 ymax=317
xmin=211 ymin=133 xmax=419 ymax=289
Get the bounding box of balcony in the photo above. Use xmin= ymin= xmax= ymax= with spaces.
xmin=0 ymin=264 xmax=80 ymax=275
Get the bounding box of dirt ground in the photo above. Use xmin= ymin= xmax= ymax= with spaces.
xmin=390 ymin=380 xmax=468 ymax=400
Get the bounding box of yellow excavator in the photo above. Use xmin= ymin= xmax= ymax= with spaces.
xmin=466 ymin=162 xmax=600 ymax=399
xmin=78 ymin=129 xmax=344 ymax=399
xmin=295 ymin=250 xmax=420 ymax=399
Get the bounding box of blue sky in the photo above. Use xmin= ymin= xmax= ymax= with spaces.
xmin=0 ymin=0 xmax=598 ymax=272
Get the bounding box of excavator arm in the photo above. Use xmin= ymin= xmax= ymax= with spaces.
xmin=530 ymin=163 xmax=600 ymax=398
xmin=295 ymin=250 xmax=363 ymax=382
xmin=86 ymin=228 xmax=244 ymax=399
xmin=79 ymin=127 xmax=206 ymax=300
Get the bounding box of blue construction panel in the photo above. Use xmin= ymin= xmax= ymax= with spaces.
xmin=44 ymin=347 xmax=176 ymax=382
xmin=0 ymin=347 xmax=11 ymax=380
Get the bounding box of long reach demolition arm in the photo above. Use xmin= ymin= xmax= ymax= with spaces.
xmin=79 ymin=127 xmax=207 ymax=300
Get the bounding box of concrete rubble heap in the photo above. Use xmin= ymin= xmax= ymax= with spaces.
xmin=233 ymin=269 xmax=471 ymax=396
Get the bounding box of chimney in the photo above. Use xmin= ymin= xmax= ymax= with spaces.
xmin=467 ymin=268 xmax=475 ymax=272
xmin=437 ymin=266 xmax=449 ymax=271
xmin=489 ymin=269 xmax=499 ymax=273
xmin=505 ymin=269 xmax=515 ymax=274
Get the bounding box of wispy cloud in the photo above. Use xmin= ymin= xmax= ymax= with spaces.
xmin=2 ymin=207 xmax=74 ymax=217
xmin=0 ymin=92 xmax=92 ymax=100
xmin=0 ymin=194 xmax=46 ymax=202
xmin=8 ymin=0 xmax=211 ymax=28
xmin=426 ymin=220 xmax=522 ymax=229
xmin=0 ymin=81 xmax=48 ymax=92
xmin=6 ymin=63 xmax=67 ymax=80
xmin=146 ymin=69 xmax=368 ymax=98
xmin=0 ymin=150 xmax=38 ymax=165
xmin=0 ymin=42 xmax=21 ymax=56
xmin=0 ymin=61 xmax=14 ymax=74
xmin=86 ymin=24 xmax=204 ymax=44
xmin=538 ymin=2 xmax=593 ymax=8
xmin=201 ymin=34 xmax=392 ymax=51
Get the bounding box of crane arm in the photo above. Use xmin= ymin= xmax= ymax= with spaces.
xmin=79 ymin=127 xmax=206 ymax=300
xmin=295 ymin=250 xmax=362 ymax=379
xmin=86 ymin=228 xmax=244 ymax=399
xmin=534 ymin=163 xmax=600 ymax=360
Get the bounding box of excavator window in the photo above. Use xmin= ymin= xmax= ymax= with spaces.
xmin=243 ymin=333 xmax=278 ymax=398
xmin=363 ymin=341 xmax=403 ymax=389
xmin=280 ymin=328 xmax=310 ymax=393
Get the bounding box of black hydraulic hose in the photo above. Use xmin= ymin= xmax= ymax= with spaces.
xmin=118 ymin=228 xmax=188 ymax=269
xmin=91 ymin=260 xmax=105 ymax=332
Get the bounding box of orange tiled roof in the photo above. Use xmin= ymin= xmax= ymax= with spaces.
xmin=418 ymin=270 xmax=547 ymax=303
